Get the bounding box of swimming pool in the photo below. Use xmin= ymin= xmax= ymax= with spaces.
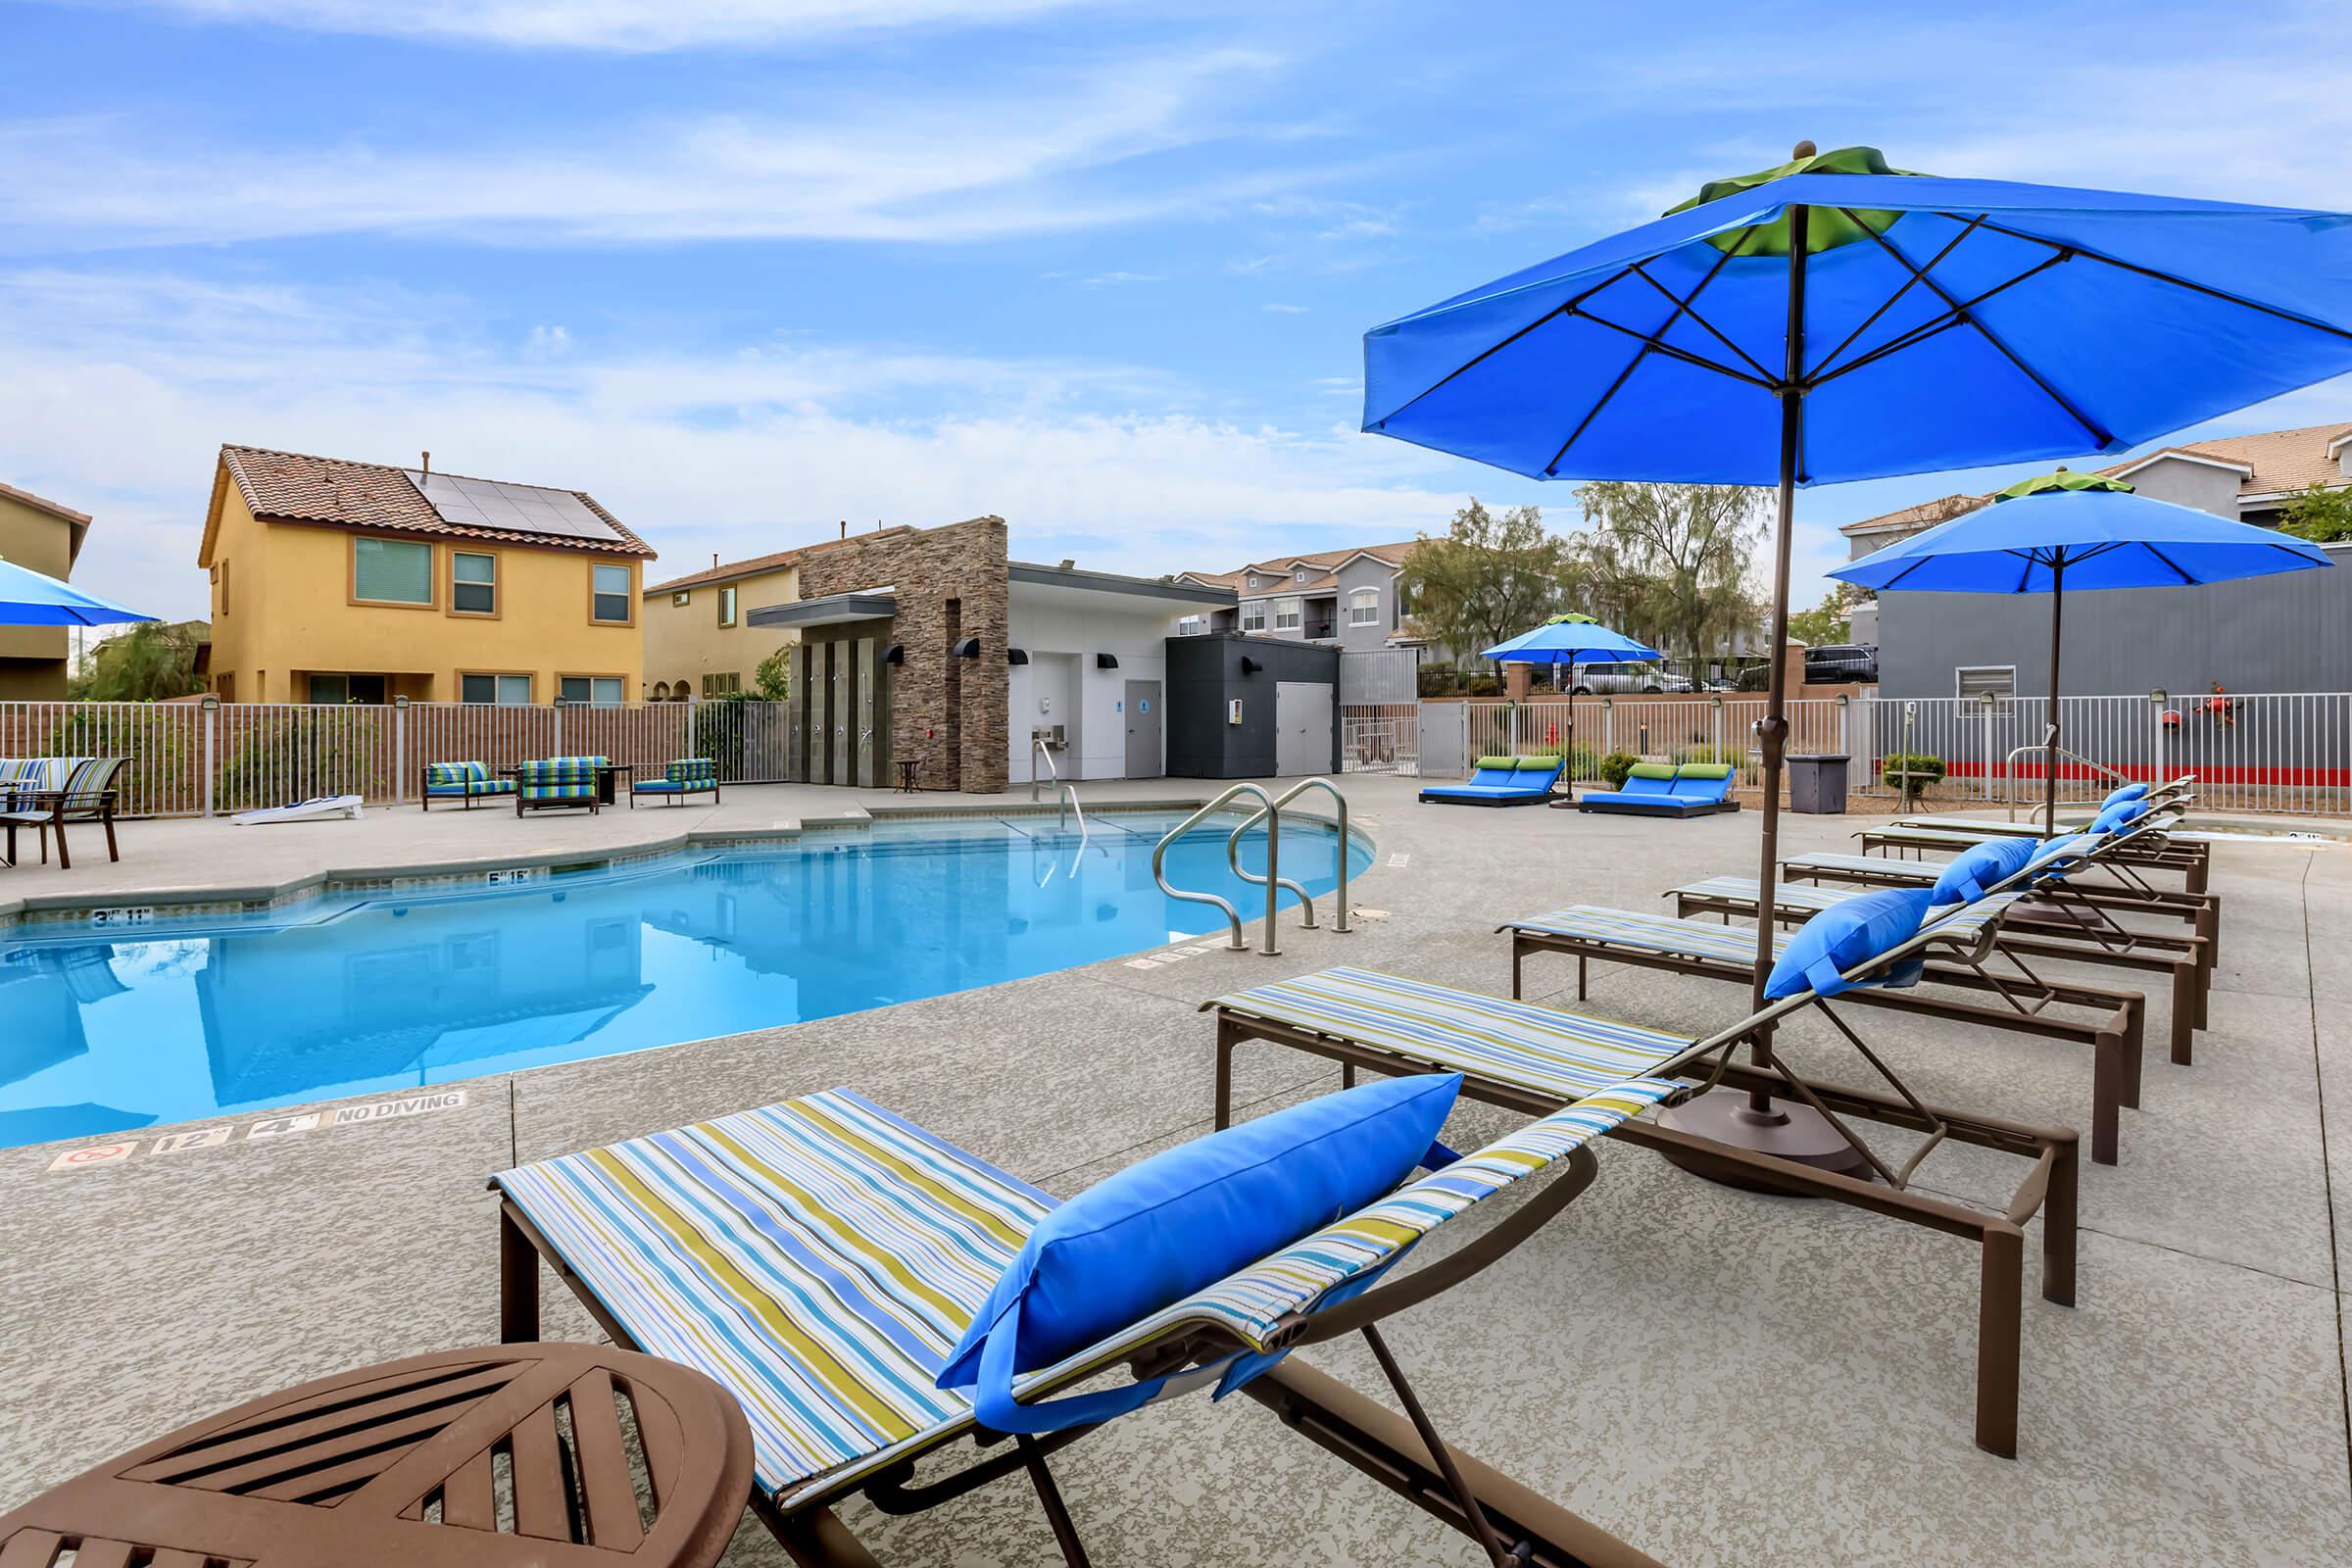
xmin=0 ymin=811 xmax=1368 ymax=1151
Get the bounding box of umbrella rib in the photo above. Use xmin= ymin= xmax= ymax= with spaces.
xmin=1805 ymin=215 xmax=1987 ymax=382
xmin=1971 ymin=218 xmax=2352 ymax=346
xmin=1366 ymin=263 xmax=1648 ymax=430
xmin=1540 ymin=244 xmax=1754 ymax=474
xmin=1625 ymin=261 xmax=1777 ymax=383
xmin=1809 ymin=251 xmax=2070 ymax=388
xmin=1842 ymin=215 xmax=2114 ymax=448
xmin=1566 ymin=306 xmax=1777 ymax=387
xmin=2138 ymin=540 xmax=2202 ymax=585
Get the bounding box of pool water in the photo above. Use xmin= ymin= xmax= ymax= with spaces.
xmin=0 ymin=812 xmax=1368 ymax=1151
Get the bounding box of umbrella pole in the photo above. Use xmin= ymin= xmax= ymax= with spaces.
xmin=2043 ymin=563 xmax=2065 ymax=834
xmin=1657 ymin=182 xmax=1870 ymax=1180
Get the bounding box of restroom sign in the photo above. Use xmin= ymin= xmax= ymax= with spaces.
xmin=1137 ymin=699 xmax=1151 ymax=713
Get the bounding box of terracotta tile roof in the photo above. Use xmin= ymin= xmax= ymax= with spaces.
xmin=1838 ymin=491 xmax=1989 ymax=537
xmin=646 ymin=526 xmax=917 ymax=596
xmin=2101 ymin=420 xmax=2352 ymax=496
xmin=0 ymin=479 xmax=92 ymax=528
xmin=216 ymin=444 xmax=653 ymax=557
xmin=1190 ymin=537 xmax=1425 ymax=595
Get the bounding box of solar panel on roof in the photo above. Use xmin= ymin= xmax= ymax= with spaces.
xmin=403 ymin=469 xmax=622 ymax=545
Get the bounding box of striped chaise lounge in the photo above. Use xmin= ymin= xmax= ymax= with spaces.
xmin=0 ymin=756 xmax=125 ymax=869
xmin=1501 ymin=883 xmax=2145 ymax=1165
xmin=1673 ymin=826 xmax=2213 ymax=1068
xmin=514 ymin=755 xmax=609 ymax=815
xmin=1205 ymin=965 xmax=2078 ymax=1458
xmin=629 ymin=757 xmax=720 ymax=808
xmin=419 ymin=760 xmax=519 ymax=811
xmin=494 ymin=1083 xmax=1678 ymax=1568
xmin=1860 ymin=790 xmax=2208 ymax=894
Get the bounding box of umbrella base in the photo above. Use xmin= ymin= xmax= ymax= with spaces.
xmin=1657 ymin=1089 xmax=1875 ymax=1190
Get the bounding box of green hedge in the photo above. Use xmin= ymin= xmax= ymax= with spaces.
xmin=1598 ymin=751 xmax=1639 ymax=790
xmin=1882 ymin=752 xmax=1946 ymax=799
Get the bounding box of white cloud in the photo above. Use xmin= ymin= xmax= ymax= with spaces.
xmin=74 ymin=0 xmax=1102 ymax=52
xmin=1261 ymin=302 xmax=1306 ymax=314
xmin=0 ymin=269 xmax=1472 ymax=619
xmin=0 ymin=50 xmax=1339 ymax=248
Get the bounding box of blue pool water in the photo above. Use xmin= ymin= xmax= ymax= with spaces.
xmin=0 ymin=812 xmax=1369 ymax=1150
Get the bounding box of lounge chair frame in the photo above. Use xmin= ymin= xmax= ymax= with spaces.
xmin=1859 ymin=821 xmax=2210 ymax=896
xmin=1504 ymin=907 xmax=2144 ymax=1165
xmin=497 ymin=1127 xmax=1667 ymax=1568
xmin=1207 ymin=999 xmax=2074 ymax=1460
xmin=0 ymin=759 xmax=124 ymax=869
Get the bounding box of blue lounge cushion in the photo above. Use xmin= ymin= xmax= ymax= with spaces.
xmin=1930 ymin=837 xmax=2039 ymax=906
xmin=1766 ymin=886 xmax=1936 ymax=999
xmin=2090 ymin=797 xmax=2151 ymax=834
xmin=938 ymin=1072 xmax=1462 ymax=1433
xmin=2101 ymin=782 xmax=2151 ymax=807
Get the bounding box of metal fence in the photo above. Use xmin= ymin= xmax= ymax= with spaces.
xmin=0 ymin=698 xmax=803 ymax=817
xmin=1411 ymin=691 xmax=2352 ymax=816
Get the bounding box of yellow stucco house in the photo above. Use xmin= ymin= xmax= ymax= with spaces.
xmin=641 ymin=546 xmax=806 ymax=701
xmin=0 ymin=479 xmax=93 ymax=699
xmin=198 ymin=445 xmax=655 ymax=706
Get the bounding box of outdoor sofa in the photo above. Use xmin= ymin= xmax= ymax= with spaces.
xmin=1417 ymin=754 xmax=1563 ymax=807
xmin=493 ymin=1078 xmax=1678 ymax=1567
xmin=629 ymin=756 xmax=719 ymax=807
xmin=514 ymin=755 xmax=610 ymax=815
xmin=1576 ymin=761 xmax=1740 ymax=817
xmin=419 ymin=760 xmax=518 ymax=810
xmin=0 ymin=756 xmax=125 ymax=869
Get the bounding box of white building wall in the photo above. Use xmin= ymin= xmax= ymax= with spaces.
xmin=1006 ymin=590 xmax=1174 ymax=782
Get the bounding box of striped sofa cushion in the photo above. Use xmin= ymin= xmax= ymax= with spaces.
xmin=516 ymin=755 xmax=608 ymax=799
xmin=493 ymin=1079 xmax=1672 ymax=1504
xmin=665 ymin=757 xmax=717 ymax=787
xmin=425 ymin=760 xmax=489 ymax=788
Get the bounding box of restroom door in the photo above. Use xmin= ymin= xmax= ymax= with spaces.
xmin=1123 ymin=680 xmax=1163 ymax=778
xmin=1274 ymin=681 xmax=1332 ymax=776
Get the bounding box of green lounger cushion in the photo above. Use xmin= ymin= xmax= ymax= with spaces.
xmin=1675 ymin=762 xmax=1735 ymax=779
xmin=1628 ymin=762 xmax=1675 ymax=780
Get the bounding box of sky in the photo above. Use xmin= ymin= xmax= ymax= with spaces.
xmin=5 ymin=0 xmax=2352 ymax=627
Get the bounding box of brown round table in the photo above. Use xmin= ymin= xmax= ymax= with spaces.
xmin=0 ymin=1344 xmax=754 ymax=1568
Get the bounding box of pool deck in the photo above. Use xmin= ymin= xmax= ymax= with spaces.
xmin=3 ymin=776 xmax=2348 ymax=1566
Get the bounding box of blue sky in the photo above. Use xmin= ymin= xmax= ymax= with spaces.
xmin=5 ymin=0 xmax=2351 ymax=624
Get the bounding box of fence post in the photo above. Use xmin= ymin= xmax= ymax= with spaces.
xmin=200 ymin=695 xmax=219 ymax=817
xmin=2149 ymin=689 xmax=2167 ymax=789
xmin=553 ymin=698 xmax=564 ymax=758
xmin=1601 ymin=698 xmax=1612 ymax=755
xmin=393 ymin=696 xmax=408 ymax=804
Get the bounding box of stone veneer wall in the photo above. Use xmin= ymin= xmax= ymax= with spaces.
xmin=797 ymin=515 xmax=1010 ymax=793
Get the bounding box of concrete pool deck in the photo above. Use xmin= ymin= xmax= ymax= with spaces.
xmin=2 ymin=775 xmax=2348 ymax=1565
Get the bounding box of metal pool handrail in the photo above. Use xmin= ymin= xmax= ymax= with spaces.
xmin=1226 ymin=778 xmax=1353 ymax=936
xmin=1152 ymin=784 xmax=1279 ymax=954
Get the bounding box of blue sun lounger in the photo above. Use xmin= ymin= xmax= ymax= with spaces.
xmin=494 ymin=1081 xmax=1675 ymax=1568
xmin=1418 ymin=753 xmax=1563 ymax=807
xmin=1577 ymin=761 xmax=1739 ymax=817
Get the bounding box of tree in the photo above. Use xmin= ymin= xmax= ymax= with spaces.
xmin=1396 ymin=500 xmax=1580 ymax=661
xmin=2277 ymin=483 xmax=2352 ymax=544
xmin=753 ymin=647 xmax=791 ymax=700
xmin=1572 ymin=482 xmax=1762 ymax=659
xmin=68 ymin=620 xmax=210 ymax=702
xmin=1788 ymin=583 xmax=1862 ymax=648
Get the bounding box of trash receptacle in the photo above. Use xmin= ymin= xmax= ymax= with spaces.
xmin=1788 ymin=754 xmax=1850 ymax=814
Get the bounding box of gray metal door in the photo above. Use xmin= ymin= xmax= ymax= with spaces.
xmin=1123 ymin=680 xmax=1163 ymax=778
xmin=1275 ymin=681 xmax=1332 ymax=775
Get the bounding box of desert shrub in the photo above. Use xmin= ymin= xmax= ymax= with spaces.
xmin=1882 ymin=752 xmax=1946 ymax=799
xmin=1415 ymin=663 xmax=1460 ymax=698
xmin=1599 ymin=751 xmax=1639 ymax=790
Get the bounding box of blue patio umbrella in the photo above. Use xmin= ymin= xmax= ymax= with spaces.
xmin=1833 ymin=468 xmax=2332 ymax=828
xmin=1362 ymin=139 xmax=2352 ymax=1164
xmin=0 ymin=556 xmax=156 ymax=627
xmin=1479 ymin=612 xmax=1663 ymax=672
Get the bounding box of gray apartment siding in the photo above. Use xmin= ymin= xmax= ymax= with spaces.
xmin=1877 ymin=540 xmax=2352 ymax=701
xmin=1331 ymin=556 xmax=1400 ymax=652
xmin=2119 ymin=458 xmax=2246 ymax=517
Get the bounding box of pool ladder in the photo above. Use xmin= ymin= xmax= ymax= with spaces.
xmin=1152 ymin=779 xmax=1351 ymax=956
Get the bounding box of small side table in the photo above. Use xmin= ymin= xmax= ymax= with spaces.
xmin=0 ymin=1343 xmax=754 ymax=1568
xmin=896 ymin=759 xmax=919 ymax=793
xmin=597 ymin=762 xmax=635 ymax=806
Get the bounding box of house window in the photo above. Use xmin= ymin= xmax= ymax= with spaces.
xmin=590 ymin=564 xmax=632 ymax=624
xmin=1348 ymin=587 xmax=1380 ymax=626
xmin=1241 ymin=601 xmax=1267 ymax=632
xmin=717 ymin=584 xmax=738 ymax=628
xmin=701 ymin=671 xmax=742 ymax=698
xmin=560 ymin=675 xmax=626 ymax=706
xmin=1176 ymin=613 xmax=1205 ymax=636
xmin=461 ymin=673 xmax=533 ymax=706
xmin=1295 ymin=567 xmax=1308 ymax=583
xmin=354 ymin=537 xmax=432 ymax=605
xmin=672 ymin=590 xmax=691 ymax=607
xmin=1274 ymin=597 xmax=1302 ymax=631
xmin=307 ymin=673 xmax=386 ymax=705
xmin=212 ymin=560 xmax=229 ymax=616
xmin=1957 ymin=665 xmax=2016 ymax=714
xmin=451 ymin=551 xmax=497 ymax=614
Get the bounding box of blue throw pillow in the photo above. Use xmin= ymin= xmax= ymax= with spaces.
xmin=1766 ymin=887 xmax=1936 ymax=999
xmin=2090 ymin=797 xmax=2150 ymax=834
xmin=938 ymin=1072 xmax=1462 ymax=1433
xmin=1931 ymin=837 xmax=2038 ymax=906
xmin=2024 ymin=831 xmax=2102 ymax=877
xmin=2101 ymin=782 xmax=2151 ymax=808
